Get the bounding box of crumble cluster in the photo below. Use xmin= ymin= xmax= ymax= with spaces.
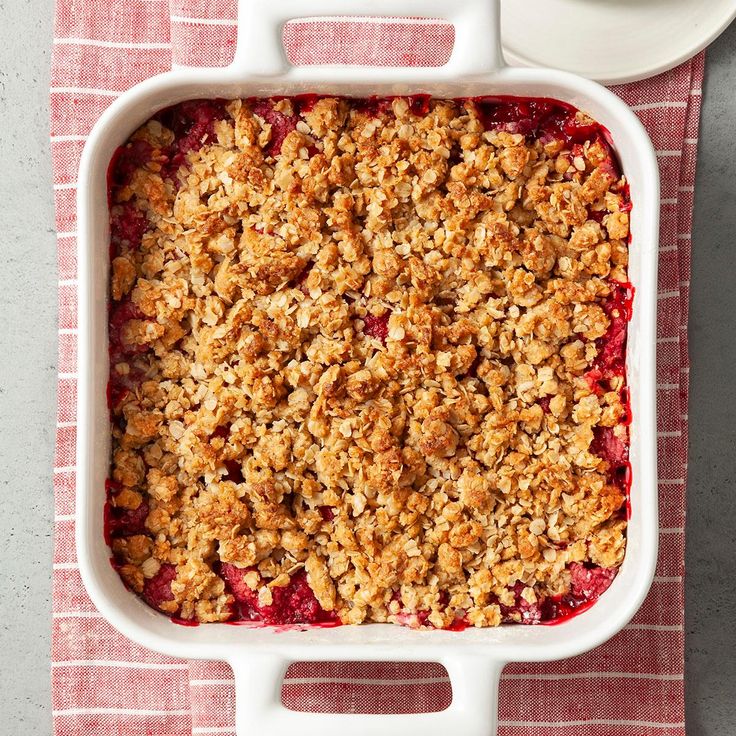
xmin=107 ymin=96 xmax=630 ymax=627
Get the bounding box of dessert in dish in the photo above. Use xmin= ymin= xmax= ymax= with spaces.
xmin=106 ymin=95 xmax=632 ymax=628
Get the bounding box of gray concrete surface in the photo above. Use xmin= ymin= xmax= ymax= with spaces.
xmin=685 ymin=18 xmax=736 ymax=736
xmin=0 ymin=3 xmax=733 ymax=733
xmin=0 ymin=0 xmax=57 ymax=734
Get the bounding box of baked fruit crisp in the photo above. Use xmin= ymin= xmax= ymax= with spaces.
xmin=106 ymin=96 xmax=632 ymax=628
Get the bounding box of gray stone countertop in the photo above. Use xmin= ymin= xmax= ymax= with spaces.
xmin=0 ymin=3 xmax=733 ymax=734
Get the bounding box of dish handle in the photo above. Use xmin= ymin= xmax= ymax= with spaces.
xmin=233 ymin=0 xmax=504 ymax=78
xmin=230 ymin=653 xmax=504 ymax=736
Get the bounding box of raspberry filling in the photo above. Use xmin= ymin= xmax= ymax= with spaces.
xmin=221 ymin=564 xmax=338 ymax=625
xmin=143 ymin=564 xmax=177 ymax=612
xmin=362 ymin=313 xmax=390 ymax=343
xmin=109 ymin=99 xmax=230 ymax=196
xmin=585 ymin=281 xmax=633 ymax=492
xmin=541 ymin=563 xmax=618 ymax=622
xmin=318 ymin=505 xmax=336 ymax=522
xmin=475 ymin=97 xmax=608 ymax=147
xmin=353 ymin=94 xmax=432 ymax=118
xmin=106 ymin=379 xmax=129 ymax=411
xmin=499 ymin=564 xmax=618 ymax=625
xmin=497 ymin=581 xmax=544 ymax=624
xmin=396 ymin=563 xmax=617 ymax=629
xmin=107 ymin=140 xmax=153 ymax=195
xmin=108 ymin=299 xmax=146 ymax=356
xmin=110 ymin=201 xmax=148 ymax=254
xmin=594 ymin=282 xmax=633 ymax=379
xmin=591 ymin=426 xmax=629 ymax=466
xmin=394 ymin=609 xmax=434 ymax=628
xmin=569 ymin=561 xmax=618 ymax=598
xmin=223 ymin=459 xmax=244 ymax=484
xmin=103 ymin=480 xmax=149 ymax=545
xmin=156 ymin=99 xmax=229 ymax=179
xmin=107 ymin=500 xmax=149 ymax=537
xmin=251 ymin=100 xmax=298 ymax=156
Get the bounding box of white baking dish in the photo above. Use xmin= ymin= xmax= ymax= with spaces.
xmin=75 ymin=1 xmax=660 ymax=733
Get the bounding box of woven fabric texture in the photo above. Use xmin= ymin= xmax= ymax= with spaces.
xmin=51 ymin=2 xmax=702 ymax=733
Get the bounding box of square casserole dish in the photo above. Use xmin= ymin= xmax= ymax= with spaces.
xmin=76 ymin=1 xmax=660 ymax=734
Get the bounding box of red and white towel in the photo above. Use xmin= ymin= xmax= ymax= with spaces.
xmin=51 ymin=2 xmax=701 ymax=734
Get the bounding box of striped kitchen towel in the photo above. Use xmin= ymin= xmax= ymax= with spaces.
xmin=51 ymin=1 xmax=701 ymax=734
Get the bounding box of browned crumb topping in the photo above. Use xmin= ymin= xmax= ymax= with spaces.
xmin=109 ymin=96 xmax=629 ymax=627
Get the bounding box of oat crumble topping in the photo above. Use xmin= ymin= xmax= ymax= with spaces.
xmin=107 ymin=96 xmax=631 ymax=628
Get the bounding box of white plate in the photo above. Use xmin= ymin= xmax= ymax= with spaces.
xmin=501 ymin=0 xmax=736 ymax=84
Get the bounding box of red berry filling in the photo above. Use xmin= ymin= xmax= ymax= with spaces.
xmin=106 ymin=499 xmax=149 ymax=538
xmin=595 ymin=282 xmax=632 ymax=378
xmin=584 ymin=367 xmax=605 ymax=394
xmin=407 ymin=95 xmax=432 ymax=116
xmin=252 ymin=100 xmax=298 ymax=156
xmin=223 ymin=459 xmax=244 ymax=484
xmin=104 ymin=480 xmax=149 ymax=541
xmin=292 ymin=94 xmax=322 ymax=114
xmin=108 ymin=140 xmax=153 ymax=193
xmin=156 ymin=100 xmax=228 ymax=180
xmin=569 ymin=561 xmax=618 ymax=599
xmin=394 ymin=609 xmax=433 ymax=628
xmin=591 ymin=426 xmax=629 ymax=466
xmin=110 ymin=202 xmax=149 ymax=254
xmin=497 ymin=581 xmax=543 ymax=624
xmin=319 ymin=506 xmax=336 ymax=522
xmin=108 ymin=101 xmax=229 ymax=195
xmin=393 ymin=589 xmax=468 ymax=631
xmin=353 ymin=94 xmax=433 ymax=118
xmin=473 ymin=96 xmax=621 ymax=180
xmin=584 ymin=281 xmax=633 ymax=490
xmin=498 ymin=564 xmax=618 ymax=625
xmin=362 ymin=313 xmax=390 ymax=343
xmin=220 ymin=564 xmax=338 ymax=625
xmin=108 ymin=298 xmax=148 ymax=359
xmin=106 ymin=379 xmax=129 ymax=411
xmin=104 ymin=481 xmax=149 ymax=546
xmin=541 ymin=563 xmax=618 ymax=622
xmin=143 ymin=563 xmax=177 ymax=611
xmin=353 ymin=96 xmax=394 ymax=117
xmin=395 ymin=564 xmax=617 ymax=628
xmin=474 ymin=97 xmax=596 ymax=146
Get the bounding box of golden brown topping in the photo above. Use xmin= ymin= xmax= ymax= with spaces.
xmin=108 ymin=97 xmax=630 ymax=627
